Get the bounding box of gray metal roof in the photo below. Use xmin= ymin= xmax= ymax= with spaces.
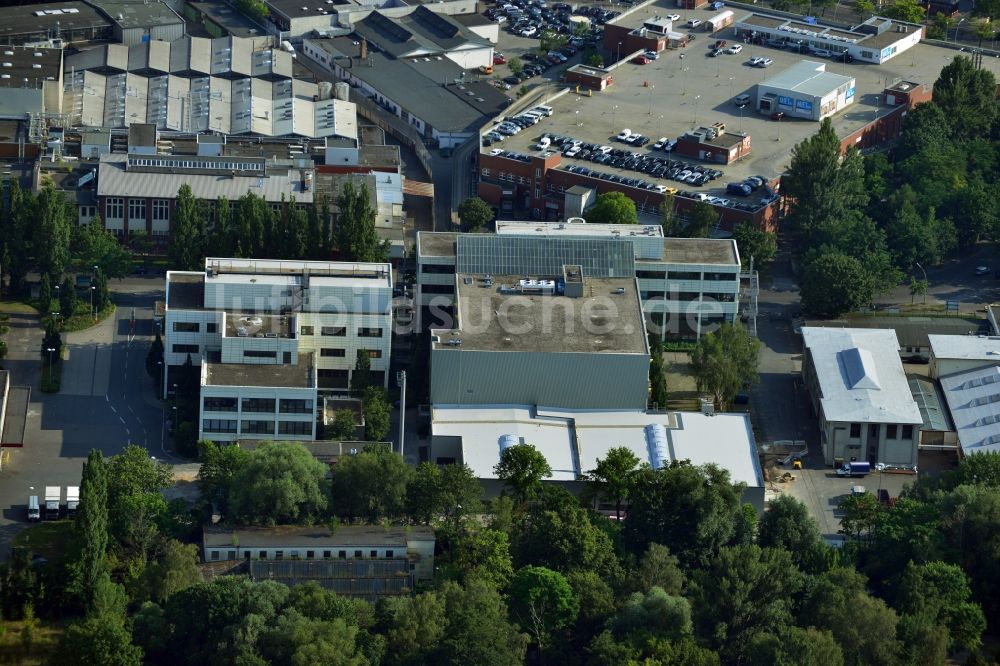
xmin=351 ymin=7 xmax=491 ymax=60
xmin=760 ymin=60 xmax=853 ymax=98
xmin=802 ymin=327 xmax=922 ymax=425
xmin=1 ymin=2 xmax=110 ymax=40
xmin=907 ymin=376 xmax=951 ymax=432
xmin=929 ymin=334 xmax=1000 ymax=363
xmin=203 ymin=525 xmax=434 ymax=548
xmin=940 ymin=365 xmax=1000 ymax=455
xmin=88 ymin=0 xmax=185 ymax=29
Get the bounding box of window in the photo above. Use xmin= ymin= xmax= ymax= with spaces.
xmin=321 ymin=348 xmax=346 ymax=357
xmin=128 ymin=198 xmax=146 ymax=220
xmin=323 ymin=550 xmax=332 ymax=559
xmin=275 ymin=551 xmax=284 ymax=560
xmin=300 ymin=325 xmax=314 ymax=336
xmin=280 ymin=399 xmax=313 ymax=414
xmin=370 ymin=550 xmax=378 ymax=558
xmin=203 ymin=397 xmax=237 ymax=412
xmin=385 ymin=549 xmax=394 ymax=558
xmin=173 ymin=321 xmax=199 ymax=333
xmin=902 ymin=425 xmax=913 ymax=439
xmin=259 ymin=551 xmax=267 ymax=559
xmin=172 ymin=344 xmax=199 ymax=354
xmin=306 ymin=550 xmax=314 ymax=559
xmin=850 ymin=423 xmax=861 ymax=438
xmin=241 ymin=420 xmax=274 ymax=434
xmin=421 ymin=284 xmax=454 ymax=294
xmin=243 ymin=350 xmax=277 ymax=359
xmin=354 ymin=550 xmax=362 ymax=558
xmin=207 ymin=323 xmax=217 ymax=333
xmin=637 ymin=270 xmax=665 ymax=280
xmin=278 ymin=421 xmax=311 ymax=436
xmin=338 ymin=550 xmax=347 ymax=559
xmin=366 ymin=350 xmax=382 ymax=359
xmin=290 ymin=550 xmax=299 ymax=559
xmin=420 ymin=264 xmax=455 ymax=274
xmin=357 ymin=327 xmax=382 ymax=338
xmin=211 ymin=551 xmax=219 ymax=561
xmin=152 ymin=199 xmax=170 ymax=221
xmin=321 ymin=326 xmax=346 ymax=336
xmin=668 ymin=271 xmax=700 ymax=280
xmin=106 ymin=197 xmax=123 ymax=219
xmin=244 ymin=551 xmax=250 ymax=559
xmin=886 ymin=424 xmax=898 ymax=439
xmin=242 ymin=398 xmax=275 ymax=413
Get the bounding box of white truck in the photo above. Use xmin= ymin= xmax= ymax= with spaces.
xmin=44 ymin=486 xmax=61 ymax=520
xmin=66 ymin=486 xmax=80 ymax=517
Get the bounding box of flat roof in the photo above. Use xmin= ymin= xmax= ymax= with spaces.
xmin=204 ymin=352 xmax=315 ymax=388
xmin=166 ymin=272 xmax=206 ymax=309
xmin=929 ymin=334 xmax=1000 ymax=363
xmin=0 ymin=2 xmax=109 ymax=39
xmin=496 ymin=220 xmax=664 ymax=238
xmin=802 ymin=327 xmax=921 ymax=425
xmin=418 ymin=231 xmax=458 ymax=258
xmin=432 ymin=405 xmax=765 ymax=487
xmin=908 ymin=375 xmax=952 ymax=433
xmin=435 ymin=273 xmax=647 ymax=354
xmin=266 ymin=0 xmax=353 ymax=19
xmin=662 ymin=238 xmax=739 ymax=266
xmin=204 ymin=524 xmax=434 ymax=548
xmin=188 ymin=1 xmax=267 ymax=39
xmin=89 ymin=0 xmax=184 ymax=29
xmin=205 ymin=257 xmax=392 ymax=288
xmin=940 ymin=365 xmax=1000 ymax=456
xmin=804 ymin=315 xmax=988 ymax=351
xmin=225 ymin=313 xmax=293 ymax=339
xmin=0 ymin=46 xmax=62 ymax=85
xmin=760 ymin=60 xmax=854 ymax=98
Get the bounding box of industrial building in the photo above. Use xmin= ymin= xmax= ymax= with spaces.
xmin=754 ymin=60 xmax=856 ymax=121
xmin=939 ymin=365 xmax=1000 ymax=458
xmin=430 ymin=405 xmax=766 ymax=510
xmin=163 ymin=258 xmax=393 ymax=442
xmin=0 ymin=2 xmax=112 ymax=46
xmin=0 ymin=46 xmax=64 ymax=120
xmin=416 ymin=224 xmax=742 ymax=340
xmin=929 ymin=335 xmax=1000 ymax=379
xmin=802 ymin=327 xmax=922 ymax=470
xmin=265 ymin=0 xmax=477 ymax=38
xmin=734 ymin=14 xmax=923 ymax=64
xmin=87 ymin=0 xmax=186 ymax=46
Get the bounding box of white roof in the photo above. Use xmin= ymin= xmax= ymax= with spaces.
xmin=431 ymin=404 xmax=764 ymax=488
xmin=802 ymin=327 xmax=921 ymax=425
xmin=760 ymin=60 xmax=854 ymax=98
xmin=939 ymin=365 xmax=1000 ymax=455
xmin=929 ymin=334 xmax=1000 ymax=363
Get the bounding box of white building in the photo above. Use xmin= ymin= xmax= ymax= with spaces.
xmin=939 ymin=365 xmax=1000 ymax=457
xmin=164 ymin=258 xmax=393 ymax=442
xmin=802 ymin=327 xmax=922 ymax=470
xmin=430 ymin=404 xmax=766 ymax=510
xmin=929 ymin=334 xmax=1000 ymax=379
xmin=754 ymin=60 xmax=856 ymax=121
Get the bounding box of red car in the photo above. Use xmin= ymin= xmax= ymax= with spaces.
xmin=493 ymin=53 xmax=507 ymax=65
xmin=632 ymin=55 xmax=650 ymax=65
xmin=771 ymin=111 xmax=785 ymax=121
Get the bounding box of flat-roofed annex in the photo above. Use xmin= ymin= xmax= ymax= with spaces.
xmin=434 ymin=273 xmax=647 ymax=354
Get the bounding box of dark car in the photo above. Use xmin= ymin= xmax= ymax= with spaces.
xmin=833 ymin=52 xmax=854 ymax=63
xmin=727 ymin=182 xmax=752 ymax=196
xmin=503 ymin=75 xmax=520 ymax=84
xmin=633 ymin=136 xmax=650 ymax=147
xmin=770 ymin=111 xmax=785 ymax=121
xmin=709 ymin=48 xmax=722 ymax=57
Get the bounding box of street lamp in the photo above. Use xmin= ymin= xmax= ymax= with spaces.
xmin=90 ymin=286 xmax=96 ymax=320
xmin=953 ymin=17 xmax=966 ymax=42
xmin=45 ymin=347 xmax=56 ymax=384
xmin=617 ymin=41 xmax=622 ymax=63
xmin=915 ymin=261 xmax=928 ymax=304
xmin=396 ymin=370 xmax=407 ymax=457
xmin=692 ymin=94 xmax=702 ymax=126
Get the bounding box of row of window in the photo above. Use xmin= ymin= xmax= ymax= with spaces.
xmin=173 ymin=321 xmax=218 ymax=333
xmin=848 ymin=423 xmax=914 ymax=440
xmin=201 ymin=419 xmax=314 ymax=435
xmin=318 ymin=348 xmax=383 ymax=359
xmin=128 ymin=156 xmax=264 ymax=172
xmin=299 ymin=326 xmax=382 ymax=337
xmin=105 ymin=197 xmax=171 ymax=221
xmin=209 ymin=548 xmax=398 ymax=561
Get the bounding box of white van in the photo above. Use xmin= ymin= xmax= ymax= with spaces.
xmin=733 ymin=93 xmax=751 ymax=107
xmin=532 ymin=105 xmax=554 ymax=117
xmin=27 ymin=496 xmax=40 ymax=522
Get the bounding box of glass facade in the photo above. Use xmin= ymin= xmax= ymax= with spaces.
xmin=456 ymin=235 xmax=635 ymax=278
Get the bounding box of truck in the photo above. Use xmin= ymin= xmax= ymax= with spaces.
xmin=66 ymin=486 xmax=80 ymax=517
xmin=44 ymin=486 xmax=61 ymax=520
xmin=27 ymin=496 xmax=40 ymax=522
xmin=836 ymin=461 xmax=871 ymax=477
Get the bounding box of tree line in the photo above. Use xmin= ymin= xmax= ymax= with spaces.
xmin=784 ymin=55 xmax=999 ymax=318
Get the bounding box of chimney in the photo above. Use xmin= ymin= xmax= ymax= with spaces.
xmin=359 ymin=38 xmax=368 ymax=61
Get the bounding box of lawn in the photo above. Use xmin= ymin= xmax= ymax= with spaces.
xmin=0 ymin=301 xmax=37 ymax=315
xmin=0 ymin=617 xmax=66 ymax=666
xmin=60 ymin=302 xmax=115 ymax=333
xmin=12 ymin=521 xmax=74 ymax=561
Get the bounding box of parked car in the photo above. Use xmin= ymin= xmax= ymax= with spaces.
xmin=770 ymin=111 xmax=785 ymax=121
xmin=709 ymin=48 xmax=722 ymax=57
xmin=632 ymin=55 xmax=650 ymax=64
xmin=653 ymin=137 xmax=669 ymax=150
xmin=975 ymin=265 xmax=991 ymax=275
xmin=493 ymin=53 xmax=507 ymax=64
xmin=643 ymin=50 xmax=659 ymax=59
xmin=756 ymin=57 xmax=773 ymax=67
xmin=617 ymin=128 xmax=632 ymax=141
xmin=665 ymin=13 xmax=680 ymax=20
xmin=687 ymin=18 xmax=702 ymax=27
xmin=726 ymin=44 xmax=743 ymax=55
xmin=833 ymin=52 xmax=854 ymax=63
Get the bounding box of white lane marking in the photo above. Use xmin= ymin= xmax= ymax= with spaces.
xmin=109 ymin=404 xmax=117 ymax=414
xmin=119 ymin=416 xmax=126 ymax=424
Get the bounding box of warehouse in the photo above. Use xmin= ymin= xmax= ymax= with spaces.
xmin=754 ymin=60 xmax=855 ymax=121
xmin=0 ymin=2 xmax=111 ymax=46
xmin=88 ymin=0 xmax=186 ymax=45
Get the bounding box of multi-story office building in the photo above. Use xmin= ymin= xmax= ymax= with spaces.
xmin=416 ymin=222 xmax=741 ymax=339
xmin=164 ymin=258 xmax=393 ymax=442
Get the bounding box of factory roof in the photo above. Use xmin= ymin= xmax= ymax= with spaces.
xmin=166 ymin=272 xmax=206 ymax=309
xmin=940 ymin=365 xmax=1000 ymax=456
xmin=0 ymin=2 xmax=109 ymax=40
xmin=759 ymin=60 xmax=854 ymax=98
xmin=433 ymin=272 xmax=647 ymax=354
xmin=204 ymin=352 xmax=315 ymax=388
xmin=0 ymin=46 xmax=62 ymax=86
xmin=804 ymin=315 xmax=988 ymax=351
xmin=662 ymin=238 xmax=739 ymax=266
xmin=89 ymin=0 xmax=185 ymax=29
xmin=431 ymin=405 xmax=765 ymax=487
xmin=929 ymin=334 xmax=1000 ymax=364
xmin=351 ymin=7 xmax=491 ymax=60
xmin=204 ymin=524 xmax=434 ymax=548
xmin=266 ymin=0 xmax=355 ymax=20
xmin=417 ymin=231 xmax=458 ymax=257
xmin=188 ymin=1 xmax=268 ymax=39
xmin=802 ymin=327 xmax=922 ymax=425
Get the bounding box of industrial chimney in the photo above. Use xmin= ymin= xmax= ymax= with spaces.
xmin=359 ymin=38 xmax=368 ymax=60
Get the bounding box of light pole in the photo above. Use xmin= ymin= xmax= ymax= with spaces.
xmin=158 ymin=361 xmax=165 ymax=451
xmin=647 ymin=83 xmax=655 ymax=114
xmin=681 ymin=66 xmax=689 ymax=95
xmin=728 ymin=76 xmax=734 ymax=99
xmin=692 ymin=94 xmax=701 ymax=126
xmin=46 ymin=347 xmax=56 ymax=384
xmin=953 ymin=17 xmax=966 ymax=42
xmin=617 ymin=41 xmax=622 ymax=63
xmin=396 ymin=370 xmax=407 ymax=457
xmin=90 ymin=286 xmax=95 ymax=320
xmin=611 ymin=104 xmax=618 ymax=135
xmin=915 ymin=262 xmax=928 ymax=304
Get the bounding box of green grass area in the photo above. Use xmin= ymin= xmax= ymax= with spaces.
xmin=0 ymin=617 xmax=67 ymax=666
xmin=661 ymin=341 xmax=698 ymax=352
xmin=0 ymin=301 xmax=38 ymax=315
xmin=40 ymin=353 xmax=62 ymax=394
xmin=60 ymin=302 xmax=115 ymax=333
xmin=12 ymin=521 xmax=74 ymax=560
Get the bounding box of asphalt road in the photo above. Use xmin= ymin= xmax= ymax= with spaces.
xmin=0 ymin=276 xmax=167 ymax=553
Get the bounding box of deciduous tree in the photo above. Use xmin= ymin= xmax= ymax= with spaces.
xmin=457 ymin=197 xmax=493 ymax=231
xmin=34 ymin=184 xmax=72 ymax=279
xmin=228 ymin=442 xmax=329 ymax=525
xmin=731 ymin=222 xmax=777 ymax=268
xmin=494 ymin=443 xmax=552 ymax=503
xmin=585 ymin=446 xmax=639 ymax=519
xmin=757 ymin=495 xmax=826 ymax=574
xmin=800 ymin=251 xmax=872 ymax=318
xmin=586 ymin=191 xmax=638 ymax=225
xmin=168 ymin=185 xmax=204 ymax=271
xmin=933 ymin=56 xmax=998 ymax=139
xmin=508 ymin=566 xmax=579 ymax=653
xmin=362 ymin=386 xmax=391 ymax=442
xmin=72 ymin=449 xmax=109 ymax=606
xmin=689 ymin=322 xmax=759 ymax=411
xmin=435 ymin=579 xmax=528 ymax=666
xmin=330 ymin=443 xmax=412 ymax=522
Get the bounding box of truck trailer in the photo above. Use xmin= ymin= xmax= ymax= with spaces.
xmin=836 ymin=461 xmax=871 ymax=477
xmin=44 ymin=486 xmax=61 ymax=520
xmin=66 ymin=486 xmax=80 ymax=517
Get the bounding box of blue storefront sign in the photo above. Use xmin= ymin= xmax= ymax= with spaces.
xmin=795 ymin=99 xmax=813 ymax=112
xmin=777 ymin=95 xmax=793 ymax=108
xmin=846 ymin=86 xmax=856 ymax=100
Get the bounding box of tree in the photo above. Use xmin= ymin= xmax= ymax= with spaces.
xmin=586 ymin=191 xmax=638 ymax=225
xmin=508 ymin=57 xmax=524 ymax=76
xmin=933 ymin=56 xmax=998 ymax=139
xmin=72 ymin=449 xmax=109 ymax=607
xmin=197 ymin=440 xmax=250 ymax=516
xmin=384 ymin=591 xmax=448 ymax=666
xmin=106 ymin=446 xmax=172 ymax=562
xmin=800 ymin=251 xmax=872 ymax=318
xmin=146 ymin=329 xmax=164 ymax=380
xmin=228 ymin=442 xmax=329 ymax=525
xmin=494 ymin=443 xmax=552 ymax=503
xmin=73 ymin=217 xmax=132 ymax=278
xmin=57 ymin=617 xmax=143 ymax=666
xmin=351 ymin=349 xmax=372 ymax=396
xmin=142 ymin=540 xmax=202 ymax=605
xmin=362 ymin=386 xmax=391 ymax=442
xmin=37 ymin=273 xmax=51 ymax=315
xmin=33 ymin=184 xmax=72 ymax=279
xmin=623 ymin=463 xmax=744 ymax=569
xmin=585 ymin=51 xmax=603 ymax=67
xmin=689 ymin=545 xmax=804 ymax=662
xmin=91 ymin=571 xmax=128 ymax=622
xmin=895 ymin=561 xmax=986 ymax=652
xmin=840 ymin=491 xmax=882 ymax=543
xmin=330 ymin=443 xmax=412 ymax=522
xmin=585 ymin=446 xmax=639 ymax=519
xmin=612 ymin=587 xmax=692 ymax=640
xmin=732 ymin=222 xmax=777 ymax=268
xmin=259 ymin=609 xmax=368 ymax=666
xmin=649 ymin=341 xmax=669 ymax=410
xmin=852 ymin=0 xmax=875 ymax=16
xmin=93 ymin=267 xmax=111 ymax=311
xmin=168 ymin=184 xmax=204 ymax=271
xmin=882 ymin=0 xmax=924 ymax=22
xmin=406 ymin=462 xmax=482 ymax=526
xmin=446 ymin=528 xmax=515 ymax=589
xmin=682 ymin=201 xmax=717 ymax=238
xmin=457 ymin=196 xmax=493 ymax=231
xmin=539 ymin=30 xmax=567 ymax=53
xmin=757 ymin=495 xmax=826 ymax=574
xmin=2 ymin=180 xmax=33 ymax=295
xmin=234 ymin=0 xmax=269 ymax=23
xmin=329 ymin=409 xmax=358 ymax=441
xmin=60 ymin=276 xmax=78 ymax=318
xmin=41 ymin=321 xmax=61 ymax=357
xmin=689 ymin=322 xmax=760 ymax=411
xmin=508 ymin=566 xmax=579 ymax=653
xmin=909 ymin=277 xmax=928 ymax=305
xmin=435 ymin=579 xmax=528 ymax=666
xmin=336 ymin=181 xmax=389 ymax=263
xmin=632 ymin=543 xmax=685 ymax=595
xmin=749 ymin=627 xmax=844 ymax=666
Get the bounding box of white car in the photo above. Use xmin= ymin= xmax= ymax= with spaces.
xmin=564 ymin=146 xmax=581 ymax=157
xmin=756 ymin=57 xmax=773 ymax=67
xmin=644 ymin=50 xmax=660 ymax=60
xmin=489 ymin=148 xmax=503 ymax=156
xmin=975 ymin=265 xmax=990 ymax=275
xmin=597 ymin=145 xmax=613 ymax=154
xmin=521 ymin=26 xmax=537 ymax=37
xmin=727 ymin=44 xmax=743 ymax=55
xmin=653 ymin=137 xmax=669 ymax=149
xmin=666 ymin=13 xmax=680 ymax=20
xmin=617 ymin=128 xmax=632 ymax=141
xmin=687 ymin=18 xmax=702 ymax=27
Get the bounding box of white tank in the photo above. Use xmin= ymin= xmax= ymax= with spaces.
xmin=498 ymin=434 xmax=518 ymax=453
xmin=318 ymin=81 xmax=333 ymax=100
xmin=334 ymin=81 xmax=350 ymax=101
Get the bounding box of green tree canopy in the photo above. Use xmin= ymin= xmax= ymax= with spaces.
xmin=689 ymin=322 xmax=759 ymax=410
xmin=57 ymin=616 xmax=143 ymax=666
xmin=933 ymin=55 xmax=998 ymax=139
xmin=362 ymin=386 xmax=391 ymax=442
xmin=800 ymin=251 xmax=873 ymax=318
xmin=508 ymin=566 xmax=579 ymax=652
xmin=757 ymin=495 xmax=826 ymax=574
xmin=493 ymin=443 xmax=552 ymax=504
xmin=895 ymin=560 xmax=985 ymax=652
xmin=71 ymin=449 xmax=109 ymax=607
xmin=228 ymin=442 xmax=330 ymax=525
xmin=457 ymin=197 xmax=493 ymax=231
xmin=336 ymin=181 xmax=389 ymax=263
xmin=168 ymin=184 xmax=204 ymax=271
xmin=584 ymin=446 xmax=639 ymax=519
xmin=330 ymin=443 xmax=412 ymax=523
xmin=612 ymin=586 xmax=692 ymax=641
xmin=682 ymin=201 xmax=718 ymax=238
xmin=731 ymin=222 xmax=777 ymax=268
xmin=586 ymin=191 xmax=638 ymax=225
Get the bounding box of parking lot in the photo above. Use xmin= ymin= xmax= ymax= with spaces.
xmin=485 ymin=0 xmax=1000 ymax=200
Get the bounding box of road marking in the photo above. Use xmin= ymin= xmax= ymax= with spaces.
xmin=119 ymin=416 xmax=126 ymax=424
xmin=109 ymin=404 xmax=117 ymax=414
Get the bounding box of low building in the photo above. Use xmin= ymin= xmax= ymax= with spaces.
xmin=0 ymin=46 xmax=64 ymax=120
xmin=564 ymin=64 xmax=614 ymax=91
xmin=675 ymin=124 xmax=751 ymax=165
xmin=0 ymin=1 xmax=112 ymax=47
xmin=907 ymin=375 xmax=956 ymax=451
xmin=803 ymin=314 xmax=989 ymax=363
xmin=801 ymin=327 xmax=922 ymax=470
xmin=939 ymin=365 xmax=1000 ymax=457
xmin=929 ymin=334 xmax=1000 ymax=379
xmin=185 ymin=1 xmax=273 ymax=44
xmin=164 ymin=258 xmax=393 ymax=442
xmin=202 ymin=525 xmax=435 ymax=594
xmin=734 ymin=14 xmax=923 ymax=65
xmin=88 ymin=0 xmax=186 ymax=45
xmin=430 ymin=405 xmax=765 ymax=510
xmin=754 ymin=60 xmax=856 ymax=121
xmin=265 ymin=0 xmax=478 ymax=38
